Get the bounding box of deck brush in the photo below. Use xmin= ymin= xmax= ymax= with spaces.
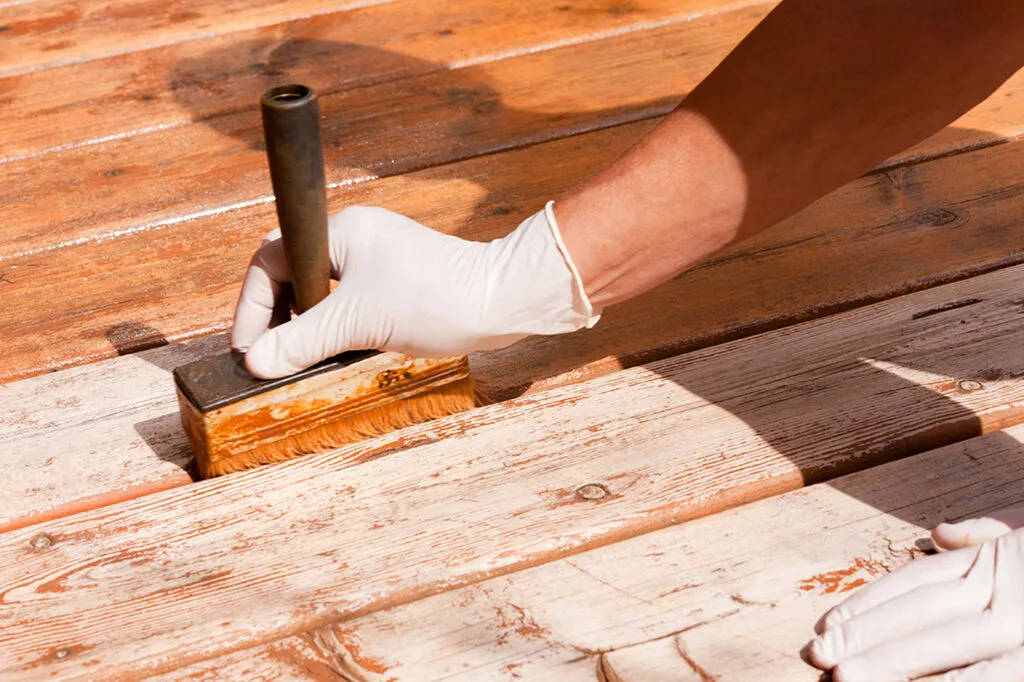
xmin=173 ymin=84 xmax=486 ymax=478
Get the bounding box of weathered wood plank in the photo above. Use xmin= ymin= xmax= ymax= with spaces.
xmin=161 ymin=425 xmax=1024 ymax=680
xmin=0 ymin=336 xmax=216 ymax=533
xmin=0 ymin=4 xmax=760 ymax=261
xmin=5 ymin=127 xmax=1024 ymax=392
xmin=4 ymin=265 xmax=1024 ymax=678
xmin=0 ymin=0 xmax=773 ymax=162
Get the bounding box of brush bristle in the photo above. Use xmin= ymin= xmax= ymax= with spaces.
xmin=198 ymin=377 xmax=487 ymax=478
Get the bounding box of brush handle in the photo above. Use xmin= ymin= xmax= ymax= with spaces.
xmin=260 ymin=84 xmax=331 ymax=314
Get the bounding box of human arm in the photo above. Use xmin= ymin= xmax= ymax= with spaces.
xmin=557 ymin=0 xmax=1024 ymax=308
xmin=232 ymin=0 xmax=1024 ymax=377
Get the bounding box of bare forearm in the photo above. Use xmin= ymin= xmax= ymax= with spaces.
xmin=557 ymin=0 xmax=1024 ymax=308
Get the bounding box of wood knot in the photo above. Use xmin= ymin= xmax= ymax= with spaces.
xmin=957 ymin=380 xmax=983 ymax=393
xmin=29 ymin=533 xmax=54 ymax=551
xmin=576 ymin=483 xmax=609 ymax=501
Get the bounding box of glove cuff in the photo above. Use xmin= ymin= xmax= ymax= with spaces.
xmin=480 ymin=204 xmax=602 ymax=348
xmin=543 ymin=200 xmax=602 ymax=329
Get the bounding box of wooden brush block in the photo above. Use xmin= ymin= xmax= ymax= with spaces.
xmin=174 ymin=351 xmax=472 ymax=477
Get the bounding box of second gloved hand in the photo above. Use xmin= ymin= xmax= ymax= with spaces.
xmin=231 ymin=203 xmax=600 ymax=379
xmin=809 ymin=525 xmax=1024 ymax=681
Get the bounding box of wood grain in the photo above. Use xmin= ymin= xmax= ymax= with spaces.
xmin=5 ymin=127 xmax=1024 ymax=392
xmin=0 ymin=0 xmax=775 ymax=162
xmin=0 ymin=336 xmax=217 ymax=532
xmin=7 ymin=187 xmax=1024 ymax=529
xmin=5 ymin=141 xmax=1024 ymax=528
xmin=0 ymin=4 xmax=762 ymax=261
xmin=5 ymin=265 xmax=1024 ymax=678
xmin=158 ymin=425 xmax=1024 ymax=681
xmin=0 ymin=0 xmax=398 ymax=77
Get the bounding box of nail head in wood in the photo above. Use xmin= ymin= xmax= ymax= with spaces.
xmin=958 ymin=380 xmax=984 ymax=393
xmin=54 ymin=648 xmax=70 ymax=660
xmin=29 ymin=533 xmax=53 ymax=551
xmin=576 ymin=483 xmax=609 ymax=501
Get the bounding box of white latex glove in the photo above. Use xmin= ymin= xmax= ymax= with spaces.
xmin=231 ymin=202 xmax=601 ymax=379
xmin=809 ymin=526 xmax=1024 ymax=681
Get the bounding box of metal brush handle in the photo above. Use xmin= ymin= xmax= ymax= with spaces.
xmin=260 ymin=84 xmax=331 ymax=314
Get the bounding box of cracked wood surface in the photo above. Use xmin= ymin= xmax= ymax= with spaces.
xmin=4 ymin=0 xmax=1024 ymax=678
xmin=5 ymin=265 xmax=1024 ymax=678
xmin=158 ymin=425 xmax=1024 ymax=680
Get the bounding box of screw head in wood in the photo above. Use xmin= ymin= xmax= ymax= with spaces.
xmin=54 ymin=648 xmax=70 ymax=659
xmin=29 ymin=533 xmax=53 ymax=551
xmin=957 ymin=380 xmax=984 ymax=393
xmin=576 ymin=483 xmax=609 ymax=501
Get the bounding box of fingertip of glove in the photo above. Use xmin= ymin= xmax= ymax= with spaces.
xmin=808 ymin=635 xmax=838 ymax=669
xmin=244 ymin=332 xmax=286 ymax=380
xmin=931 ymin=517 xmax=1010 ymax=551
xmin=931 ymin=522 xmax=969 ymax=552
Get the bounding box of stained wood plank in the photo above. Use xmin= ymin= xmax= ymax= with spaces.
xmin=160 ymin=425 xmax=1024 ymax=681
xmin=5 ymin=126 xmax=1024 ymax=392
xmin=0 ymin=0 xmax=773 ymax=162
xmin=5 ymin=265 xmax=1024 ymax=678
xmin=0 ymin=0 xmax=397 ymax=77
xmin=0 ymin=4 xmax=760 ymax=262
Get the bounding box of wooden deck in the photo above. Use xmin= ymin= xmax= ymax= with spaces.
xmin=2 ymin=0 xmax=1024 ymax=679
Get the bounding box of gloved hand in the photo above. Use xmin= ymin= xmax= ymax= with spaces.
xmin=809 ymin=517 xmax=1024 ymax=681
xmin=231 ymin=202 xmax=600 ymax=379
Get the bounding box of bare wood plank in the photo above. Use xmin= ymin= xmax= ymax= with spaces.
xmin=0 ymin=0 xmax=774 ymax=162
xmin=161 ymin=425 xmax=1024 ymax=680
xmin=0 ymin=4 xmax=760 ymax=262
xmin=5 ymin=126 xmax=1024 ymax=394
xmin=4 ymin=265 xmax=1024 ymax=678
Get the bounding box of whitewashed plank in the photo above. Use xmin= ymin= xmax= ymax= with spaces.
xmin=4 ymin=266 xmax=1024 ymax=679
xmin=0 ymin=335 xmax=224 ymax=532
xmin=171 ymin=425 xmax=1024 ymax=681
